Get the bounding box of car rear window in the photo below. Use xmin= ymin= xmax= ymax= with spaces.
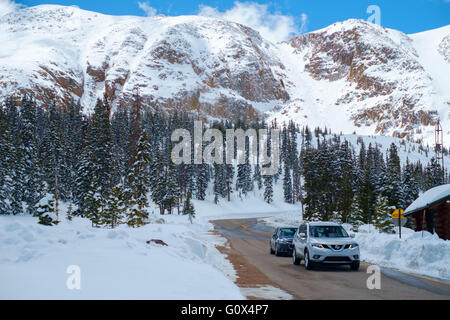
xmin=279 ymin=228 xmax=296 ymax=237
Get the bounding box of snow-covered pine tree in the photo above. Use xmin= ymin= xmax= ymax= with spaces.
xmin=213 ymin=163 xmax=226 ymax=204
xmin=73 ymin=122 xmax=95 ymax=215
xmin=196 ymin=164 xmax=209 ymax=200
xmin=40 ymin=103 xmax=65 ymax=199
xmin=283 ymin=162 xmax=293 ymax=203
xmin=183 ymin=191 xmax=195 ymax=224
xmin=225 ymin=162 xmax=234 ymax=201
xmin=384 ymin=143 xmax=403 ymax=208
xmin=163 ymin=160 xmax=179 ymax=214
xmin=19 ymin=95 xmax=44 ymax=215
xmin=127 ymin=89 xmax=143 ymax=167
xmin=0 ymin=106 xmax=14 ymax=215
xmin=236 ymin=162 xmax=252 ymax=196
xmin=127 ymin=130 xmax=152 ymax=227
xmin=292 ymin=157 xmax=301 ymax=202
xmin=373 ymin=195 xmax=395 ymax=233
xmin=83 ymin=179 xmax=104 ymax=227
xmin=253 ymin=163 xmax=262 ymax=191
xmin=424 ymin=157 xmax=444 ymax=189
xmin=91 ymin=96 xmax=114 ymax=198
xmin=34 ymin=194 xmax=59 ymax=226
xmin=335 ymin=140 xmax=355 ymax=223
xmin=348 ymin=194 xmax=365 ymax=228
xmin=402 ymin=159 xmax=419 ymax=209
xmin=111 ymin=105 xmax=130 ymax=185
xmin=263 ymin=174 xmax=273 ymax=204
xmin=151 ymin=153 xmax=166 ymax=214
xmin=242 ymin=163 xmax=253 ymax=195
xmin=236 ymin=163 xmax=245 ymax=193
xmin=103 ymin=183 xmax=126 ymax=228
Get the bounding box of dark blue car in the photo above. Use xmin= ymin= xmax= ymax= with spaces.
xmin=269 ymin=227 xmax=297 ymax=256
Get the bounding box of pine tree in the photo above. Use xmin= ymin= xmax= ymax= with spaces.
xmin=183 ymin=191 xmax=195 ymax=224
xmin=151 ymin=153 xmax=166 ymax=214
xmin=34 ymin=194 xmax=59 ymax=226
xmin=402 ymin=160 xmax=419 ymax=209
xmin=373 ymin=195 xmax=395 ymax=233
xmin=243 ymin=163 xmax=253 ymax=194
xmin=111 ymin=105 xmax=130 ymax=185
xmin=236 ymin=162 xmax=252 ymax=196
xmin=83 ymin=179 xmax=104 ymax=227
xmin=213 ymin=163 xmax=226 ymax=204
xmin=225 ymin=162 xmax=234 ymax=201
xmin=348 ymin=194 xmax=365 ymax=228
xmin=73 ymin=122 xmax=95 ymax=215
xmin=91 ymin=97 xmax=114 ymax=198
xmin=384 ymin=143 xmax=403 ymax=208
xmin=263 ymin=174 xmax=273 ymax=204
xmin=253 ymin=163 xmax=262 ymax=191
xmin=163 ymin=160 xmax=179 ymax=214
xmin=283 ymin=162 xmax=293 ymax=203
xmin=196 ymin=164 xmax=209 ymax=200
xmin=103 ymin=184 xmax=127 ymax=228
xmin=0 ymin=106 xmax=14 ymax=215
xmin=127 ymin=130 xmax=152 ymax=226
xmin=19 ymin=96 xmax=44 ymax=215
xmin=335 ymin=140 xmax=355 ymax=223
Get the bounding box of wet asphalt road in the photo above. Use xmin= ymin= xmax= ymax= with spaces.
xmin=213 ymin=218 xmax=450 ymax=300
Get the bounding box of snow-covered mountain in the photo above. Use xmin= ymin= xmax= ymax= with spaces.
xmin=270 ymin=20 xmax=450 ymax=146
xmin=0 ymin=5 xmax=449 ymax=146
xmin=0 ymin=5 xmax=289 ymax=121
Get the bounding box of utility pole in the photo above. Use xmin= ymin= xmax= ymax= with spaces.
xmin=435 ymin=119 xmax=445 ymax=175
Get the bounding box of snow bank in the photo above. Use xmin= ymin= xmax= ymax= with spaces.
xmin=0 ymin=212 xmax=244 ymax=300
xmin=193 ymin=194 xmax=299 ymax=221
xmin=356 ymin=225 xmax=450 ymax=281
xmin=259 ymin=211 xmax=302 ymax=228
xmin=405 ymin=184 xmax=450 ymax=214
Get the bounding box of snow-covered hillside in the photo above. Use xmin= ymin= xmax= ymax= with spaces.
xmin=0 ymin=5 xmax=449 ymax=146
xmin=336 ymin=134 xmax=450 ymax=168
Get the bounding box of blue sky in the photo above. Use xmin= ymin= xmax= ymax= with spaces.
xmin=14 ymin=0 xmax=450 ymax=35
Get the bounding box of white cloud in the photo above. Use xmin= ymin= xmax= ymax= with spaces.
xmin=198 ymin=1 xmax=304 ymax=43
xmin=0 ymin=0 xmax=22 ymax=18
xmin=138 ymin=1 xmax=157 ymax=17
xmin=299 ymin=13 xmax=308 ymax=34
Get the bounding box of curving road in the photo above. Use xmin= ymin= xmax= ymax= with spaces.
xmin=213 ymin=218 xmax=450 ymax=300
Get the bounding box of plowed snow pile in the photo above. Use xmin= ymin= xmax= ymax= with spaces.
xmin=355 ymin=225 xmax=450 ymax=281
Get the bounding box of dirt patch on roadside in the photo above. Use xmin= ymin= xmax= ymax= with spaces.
xmin=211 ymin=230 xmax=289 ymax=300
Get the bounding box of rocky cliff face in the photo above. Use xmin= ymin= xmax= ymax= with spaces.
xmin=280 ymin=20 xmax=447 ymax=140
xmin=0 ymin=5 xmax=449 ymax=145
xmin=0 ymin=5 xmax=288 ymax=122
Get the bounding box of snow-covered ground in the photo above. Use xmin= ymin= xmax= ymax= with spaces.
xmin=0 ymin=211 xmax=243 ymax=299
xmin=0 ymin=191 xmax=298 ymax=300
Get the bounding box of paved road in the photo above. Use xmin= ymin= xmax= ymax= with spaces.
xmin=213 ymin=218 xmax=450 ymax=300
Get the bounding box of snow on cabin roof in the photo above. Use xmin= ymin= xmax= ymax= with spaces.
xmin=404 ymin=184 xmax=450 ymax=215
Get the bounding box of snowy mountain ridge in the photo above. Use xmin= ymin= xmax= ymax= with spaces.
xmin=0 ymin=5 xmax=449 ymax=146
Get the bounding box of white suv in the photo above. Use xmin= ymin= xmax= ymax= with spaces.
xmin=292 ymin=221 xmax=360 ymax=271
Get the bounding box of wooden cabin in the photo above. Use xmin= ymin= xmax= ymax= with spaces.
xmin=404 ymin=184 xmax=450 ymax=240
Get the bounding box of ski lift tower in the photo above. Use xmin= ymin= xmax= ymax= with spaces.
xmin=435 ymin=119 xmax=445 ymax=172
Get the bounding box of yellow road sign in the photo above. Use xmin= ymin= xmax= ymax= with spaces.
xmin=391 ymin=209 xmax=405 ymax=219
